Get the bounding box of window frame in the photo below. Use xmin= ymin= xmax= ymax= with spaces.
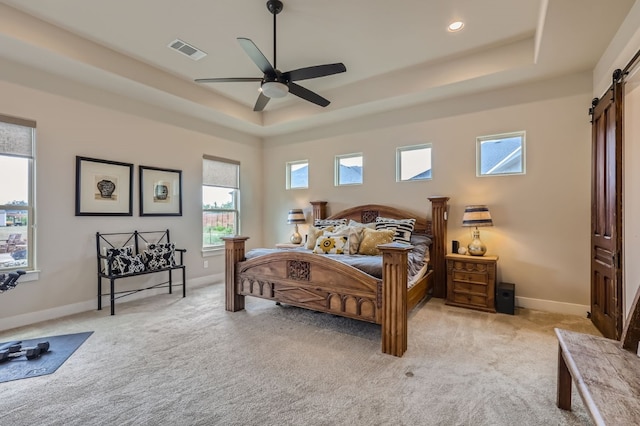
xmin=286 ymin=159 xmax=309 ymax=190
xmin=202 ymin=155 xmax=240 ymax=251
xmin=0 ymin=113 xmax=36 ymax=272
xmin=476 ymin=131 xmax=526 ymax=177
xmin=334 ymin=153 xmax=363 ymax=186
xmin=396 ymin=143 xmax=433 ymax=182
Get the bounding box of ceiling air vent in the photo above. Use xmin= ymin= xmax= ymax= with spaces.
xmin=168 ymin=39 xmax=207 ymax=61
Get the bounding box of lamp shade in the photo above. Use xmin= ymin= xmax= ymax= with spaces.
xmin=462 ymin=205 xmax=493 ymax=227
xmin=287 ymin=209 xmax=306 ymax=224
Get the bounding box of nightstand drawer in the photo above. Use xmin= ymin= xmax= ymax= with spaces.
xmin=452 ymin=280 xmax=487 ymax=294
xmin=452 ymin=271 xmax=487 ymax=284
xmin=451 ymin=291 xmax=487 ymax=307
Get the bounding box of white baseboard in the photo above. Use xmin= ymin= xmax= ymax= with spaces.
xmin=0 ymin=274 xmax=224 ymax=332
xmin=516 ymin=296 xmax=590 ymax=317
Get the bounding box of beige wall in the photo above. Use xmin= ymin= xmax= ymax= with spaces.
xmin=0 ymin=79 xmax=263 ymax=328
xmin=263 ymin=75 xmax=593 ymax=314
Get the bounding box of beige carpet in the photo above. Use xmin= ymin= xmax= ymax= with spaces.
xmin=0 ymin=283 xmax=597 ymax=426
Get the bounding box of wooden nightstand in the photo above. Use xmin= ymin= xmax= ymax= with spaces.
xmin=445 ymin=253 xmax=498 ymax=313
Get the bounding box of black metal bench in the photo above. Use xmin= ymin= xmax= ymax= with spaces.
xmin=96 ymin=229 xmax=186 ymax=315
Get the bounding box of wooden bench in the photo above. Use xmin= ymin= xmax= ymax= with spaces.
xmin=96 ymin=230 xmax=186 ymax=315
xmin=555 ymin=328 xmax=640 ymax=425
xmin=556 ymin=286 xmax=640 ymax=424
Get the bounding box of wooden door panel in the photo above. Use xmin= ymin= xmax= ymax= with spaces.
xmin=591 ymin=76 xmax=623 ymax=340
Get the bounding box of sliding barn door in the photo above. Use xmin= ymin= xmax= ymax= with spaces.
xmin=590 ymin=71 xmax=624 ymax=339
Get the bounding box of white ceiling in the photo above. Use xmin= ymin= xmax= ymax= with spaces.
xmin=0 ymin=0 xmax=635 ymax=138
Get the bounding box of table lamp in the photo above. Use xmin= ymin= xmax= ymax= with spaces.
xmin=287 ymin=209 xmax=306 ymax=244
xmin=462 ymin=205 xmax=493 ymax=256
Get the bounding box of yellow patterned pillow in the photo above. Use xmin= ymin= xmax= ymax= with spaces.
xmin=324 ymin=226 xmax=364 ymax=255
xmin=313 ymin=235 xmax=348 ymax=254
xmin=358 ymin=228 xmax=395 ymax=255
xmin=306 ymin=225 xmax=333 ymax=249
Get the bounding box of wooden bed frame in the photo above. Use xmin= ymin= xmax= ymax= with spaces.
xmin=223 ymin=196 xmax=449 ymax=357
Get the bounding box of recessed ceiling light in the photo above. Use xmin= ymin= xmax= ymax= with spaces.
xmin=448 ymin=21 xmax=464 ymax=32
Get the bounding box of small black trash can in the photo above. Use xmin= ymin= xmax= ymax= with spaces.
xmin=496 ymin=282 xmax=515 ymax=315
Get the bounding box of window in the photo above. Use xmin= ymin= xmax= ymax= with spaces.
xmin=202 ymin=156 xmax=239 ymax=249
xmin=286 ymin=160 xmax=308 ymax=189
xmin=0 ymin=114 xmax=35 ymax=271
xmin=396 ymin=144 xmax=432 ymax=182
xmin=477 ymin=131 xmax=526 ymax=176
xmin=335 ymin=153 xmax=363 ymax=186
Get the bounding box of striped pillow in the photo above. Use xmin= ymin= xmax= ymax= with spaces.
xmin=314 ymin=218 xmax=347 ymax=229
xmin=375 ymin=217 xmax=416 ymax=244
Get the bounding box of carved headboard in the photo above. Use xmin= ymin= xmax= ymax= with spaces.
xmin=310 ymin=201 xmax=432 ymax=235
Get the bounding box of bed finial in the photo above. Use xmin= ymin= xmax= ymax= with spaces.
xmin=310 ymin=201 xmax=327 ymax=222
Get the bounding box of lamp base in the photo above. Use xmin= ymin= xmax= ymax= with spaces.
xmin=467 ymin=229 xmax=487 ymax=256
xmin=290 ymin=224 xmax=302 ymax=244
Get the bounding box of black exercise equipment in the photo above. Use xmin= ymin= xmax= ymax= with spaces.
xmin=0 ymin=269 xmax=26 ymax=292
xmin=0 ymin=341 xmax=50 ymax=362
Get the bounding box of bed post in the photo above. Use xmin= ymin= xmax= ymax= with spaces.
xmin=222 ymin=236 xmax=250 ymax=312
xmin=310 ymin=201 xmax=327 ymax=221
xmin=379 ymin=242 xmax=412 ymax=357
xmin=428 ymin=196 xmax=449 ymax=298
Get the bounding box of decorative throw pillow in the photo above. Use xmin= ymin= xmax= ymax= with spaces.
xmin=375 ymin=217 xmax=416 ymax=244
xmin=358 ymin=228 xmax=395 ymax=256
xmin=313 ymin=235 xmax=348 ymax=254
xmin=314 ymin=218 xmax=347 ymax=229
xmin=348 ymin=219 xmax=376 ymax=229
xmin=143 ymin=243 xmax=176 ymax=270
xmin=324 ymin=226 xmax=364 ymax=255
xmin=111 ymin=253 xmax=145 ymax=275
xmin=104 ymin=245 xmax=134 ymax=274
xmin=306 ymin=225 xmax=333 ymax=249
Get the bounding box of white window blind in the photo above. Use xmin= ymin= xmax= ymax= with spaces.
xmin=203 ymin=155 xmax=239 ymax=188
xmin=0 ymin=114 xmax=35 ymax=158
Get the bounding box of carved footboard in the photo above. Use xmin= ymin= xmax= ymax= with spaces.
xmin=223 ymin=237 xmax=413 ymax=356
xmin=237 ymin=251 xmax=381 ymax=322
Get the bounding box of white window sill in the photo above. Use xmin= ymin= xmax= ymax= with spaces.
xmin=202 ymin=247 xmax=225 ymax=258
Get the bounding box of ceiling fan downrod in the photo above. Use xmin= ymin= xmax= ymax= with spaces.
xmin=266 ymin=0 xmax=283 ymax=70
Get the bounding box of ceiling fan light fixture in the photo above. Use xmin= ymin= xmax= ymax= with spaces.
xmin=261 ymin=81 xmax=289 ymax=98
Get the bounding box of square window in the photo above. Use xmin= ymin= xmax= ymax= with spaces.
xmin=397 ymin=144 xmax=432 ymax=182
xmin=286 ymin=160 xmax=308 ymax=189
xmin=335 ymin=153 xmax=363 ymax=186
xmin=476 ymin=131 xmax=525 ymax=176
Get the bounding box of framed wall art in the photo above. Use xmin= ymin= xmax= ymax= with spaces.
xmin=75 ymin=156 xmax=133 ymax=216
xmin=139 ymin=165 xmax=182 ymax=216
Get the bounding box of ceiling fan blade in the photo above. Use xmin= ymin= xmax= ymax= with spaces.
xmin=288 ymin=83 xmax=330 ymax=107
xmin=253 ymin=92 xmax=271 ymax=111
xmin=284 ymin=63 xmax=347 ymax=82
xmin=195 ymin=77 xmax=263 ymax=83
xmin=237 ymin=38 xmax=276 ymax=76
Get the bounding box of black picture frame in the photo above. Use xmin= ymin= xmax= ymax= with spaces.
xmin=75 ymin=156 xmax=133 ymax=216
xmin=139 ymin=165 xmax=183 ymax=216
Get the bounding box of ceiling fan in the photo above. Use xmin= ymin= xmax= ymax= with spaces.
xmin=195 ymin=0 xmax=346 ymax=111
